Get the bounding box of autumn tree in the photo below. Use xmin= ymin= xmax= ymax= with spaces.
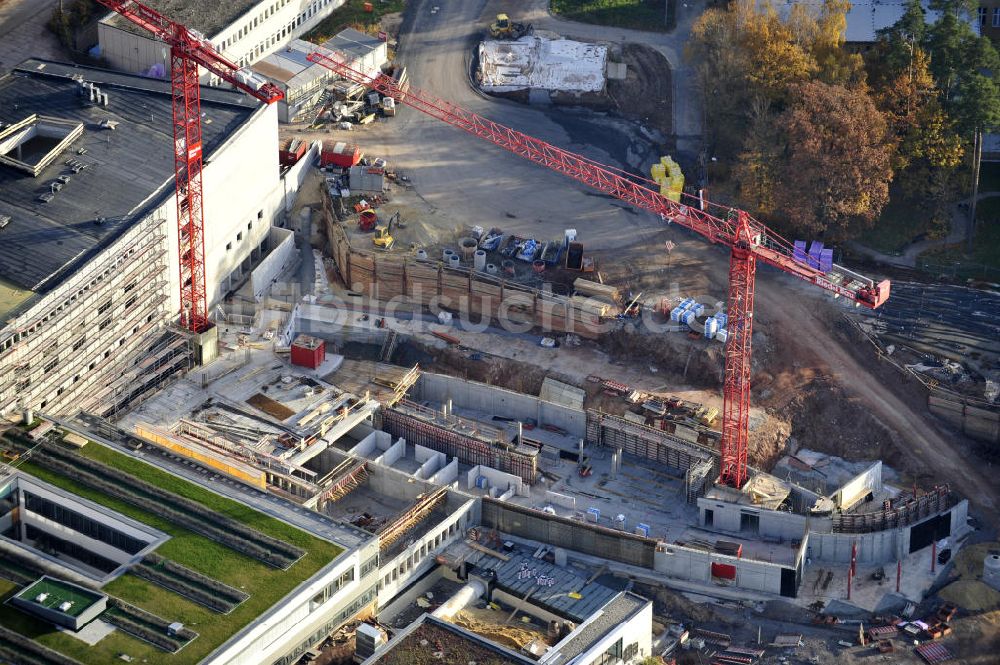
xmin=770 ymin=82 xmax=894 ymax=238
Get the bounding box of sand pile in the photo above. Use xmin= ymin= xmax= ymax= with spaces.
xmin=939 ymin=580 xmax=1000 ymax=612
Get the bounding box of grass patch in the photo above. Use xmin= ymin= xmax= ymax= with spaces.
xmin=5 ymin=443 xmax=344 ymax=664
xmin=918 ymin=214 xmax=1000 ymax=279
xmin=550 ymin=0 xmax=673 ymax=31
xmin=305 ymin=0 xmax=405 ymax=43
xmin=862 ymin=193 xmax=938 ymax=255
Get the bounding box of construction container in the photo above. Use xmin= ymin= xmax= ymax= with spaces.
xmin=290 ymin=335 xmax=325 ymax=369
xmin=586 ymin=507 xmax=600 ymax=523
xmin=704 ymin=316 xmax=719 ymax=339
xmin=320 ymin=140 xmax=362 ymax=168
xmin=279 ymin=138 xmax=307 ymax=166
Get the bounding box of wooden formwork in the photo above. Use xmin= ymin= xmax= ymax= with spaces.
xmin=323 ymin=203 xmax=609 ymax=338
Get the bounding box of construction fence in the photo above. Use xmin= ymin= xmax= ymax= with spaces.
xmin=481 ymin=498 xmax=657 ymax=569
xmin=324 ymin=203 xmax=607 ymax=339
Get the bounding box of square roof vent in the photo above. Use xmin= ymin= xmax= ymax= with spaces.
xmin=0 ymin=114 xmax=84 ymax=177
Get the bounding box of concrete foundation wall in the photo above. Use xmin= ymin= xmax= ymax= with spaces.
xmin=833 ymin=462 xmax=882 ymax=510
xmin=653 ymin=543 xmax=787 ymax=595
xmin=698 ymin=497 xmax=828 ymax=541
xmin=807 ymin=529 xmax=905 ymax=564
xmin=466 ymin=465 xmax=525 ymax=496
xmin=414 ymin=447 xmax=446 ymax=480
xmin=428 ymin=458 xmax=459 ymax=486
xmin=416 ymin=373 xmax=586 ymax=438
xmin=481 ymin=499 xmax=656 ymax=569
xmin=376 ymin=438 xmax=405 ymax=467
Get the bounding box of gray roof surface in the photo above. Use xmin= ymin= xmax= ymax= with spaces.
xmin=101 ymin=0 xmax=259 ymax=39
xmin=467 ymin=551 xmax=618 ymax=623
xmin=320 ymin=28 xmax=386 ymax=60
xmin=547 ymin=592 xmax=649 ymax=662
xmin=0 ymin=59 xmax=258 ymax=303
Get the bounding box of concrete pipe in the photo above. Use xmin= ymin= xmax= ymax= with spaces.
xmin=432 ymin=579 xmax=486 ymax=620
xmin=443 ymin=248 xmax=455 ymax=261
xmin=416 ymin=249 xmax=428 ymax=260
xmin=486 ymin=263 xmax=498 ymax=274
xmin=448 ymin=254 xmax=460 ymax=268
xmin=474 ymin=250 xmax=487 ymax=271
xmin=459 ymin=237 xmax=478 ymax=259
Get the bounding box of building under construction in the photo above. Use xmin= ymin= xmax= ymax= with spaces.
xmin=0 ymin=59 xmax=309 ymax=420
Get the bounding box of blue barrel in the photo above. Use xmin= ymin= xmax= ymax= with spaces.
xmin=690 ymin=302 xmax=705 ymax=316
xmin=679 ymin=298 xmax=695 ymax=311
xmin=704 ymin=317 xmax=719 ymax=339
xmin=681 ymin=310 xmax=696 ymax=325
xmin=715 ymin=312 xmax=728 ymax=328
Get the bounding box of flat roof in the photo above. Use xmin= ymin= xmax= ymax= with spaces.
xmin=15 ymin=576 xmax=106 ymax=617
xmin=0 ymin=59 xmax=258 ymax=320
xmin=320 ymin=28 xmax=386 ymax=60
xmin=465 ymin=550 xmax=619 ymax=623
xmin=253 ymin=39 xmax=329 ymax=89
xmin=368 ymin=615 xmax=535 ymax=665
xmin=547 ymin=592 xmax=649 ymax=661
xmin=101 ymin=0 xmax=259 ymax=39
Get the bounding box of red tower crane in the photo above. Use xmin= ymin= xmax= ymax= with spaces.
xmin=95 ymin=1 xmax=283 ymax=333
xmin=308 ymin=50 xmax=891 ymax=489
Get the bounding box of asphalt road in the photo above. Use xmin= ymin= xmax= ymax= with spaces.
xmin=357 ymin=0 xmax=667 ymax=250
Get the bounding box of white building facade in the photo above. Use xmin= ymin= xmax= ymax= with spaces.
xmin=98 ymin=0 xmax=348 ymax=79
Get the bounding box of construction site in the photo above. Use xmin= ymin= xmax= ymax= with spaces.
xmin=0 ymin=1 xmax=998 ymax=665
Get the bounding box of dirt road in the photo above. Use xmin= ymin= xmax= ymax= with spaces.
xmin=756 ymin=280 xmax=999 ymax=516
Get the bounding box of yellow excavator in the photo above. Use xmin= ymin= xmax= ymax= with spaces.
xmin=373 ymin=211 xmax=398 ymax=250
xmin=489 ymin=13 xmax=532 ymax=39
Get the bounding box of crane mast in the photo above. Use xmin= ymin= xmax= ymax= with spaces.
xmin=95 ymin=0 xmax=283 ymax=333
xmin=308 ymin=50 xmax=891 ymax=488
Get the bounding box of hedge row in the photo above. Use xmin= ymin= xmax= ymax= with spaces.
xmin=134 ymin=562 xmax=243 ymax=614
xmin=37 ymin=442 xmax=304 ymax=563
xmin=105 ymin=600 xmax=197 ymax=653
xmin=28 ymin=450 xmax=297 ymax=569
xmin=143 ymin=553 xmax=248 ymax=605
xmin=0 ymin=625 xmax=83 ymax=665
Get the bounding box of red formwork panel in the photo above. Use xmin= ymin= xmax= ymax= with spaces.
xmin=711 ymin=562 xmax=737 ymax=580
xmin=916 ymin=643 xmax=952 ymax=664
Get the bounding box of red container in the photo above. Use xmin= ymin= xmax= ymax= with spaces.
xmin=320 ymin=140 xmax=362 ymax=168
xmin=279 ymin=138 xmax=307 ymax=166
xmin=290 ymin=335 xmax=326 ymax=369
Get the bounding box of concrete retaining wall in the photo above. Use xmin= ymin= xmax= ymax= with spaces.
xmin=466 ymin=465 xmax=526 ymax=496
xmin=429 ymin=458 xmax=459 ymax=486
xmin=415 ymin=373 xmax=587 ymax=438
xmin=698 ymin=497 xmax=825 ymax=542
xmin=653 ymin=543 xmax=789 ymax=596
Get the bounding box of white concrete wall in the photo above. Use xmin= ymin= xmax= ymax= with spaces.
xmin=832 ymin=462 xmax=882 ymax=510
xmin=251 ymin=227 xmax=296 ymax=300
xmin=98 ymin=0 xmax=348 ymax=77
xmin=416 ymin=373 xmax=587 ymax=438
xmin=280 ymin=141 xmax=320 ymax=212
xmin=428 ymin=458 xmax=459 ymax=486
xmin=466 ymin=465 xmax=525 ymax=496
xmin=698 ymin=497 xmax=829 ymax=541
xmin=653 ymin=542 xmax=787 ymax=595
xmin=377 ymin=498 xmax=476 ymax=607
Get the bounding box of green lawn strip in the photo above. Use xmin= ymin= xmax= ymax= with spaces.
xmin=9 ymin=446 xmax=343 ymax=663
xmin=550 ymin=0 xmax=672 ymax=31
xmin=305 ymin=0 xmax=405 ymax=42
xmin=77 ymin=444 xmax=327 ymax=556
